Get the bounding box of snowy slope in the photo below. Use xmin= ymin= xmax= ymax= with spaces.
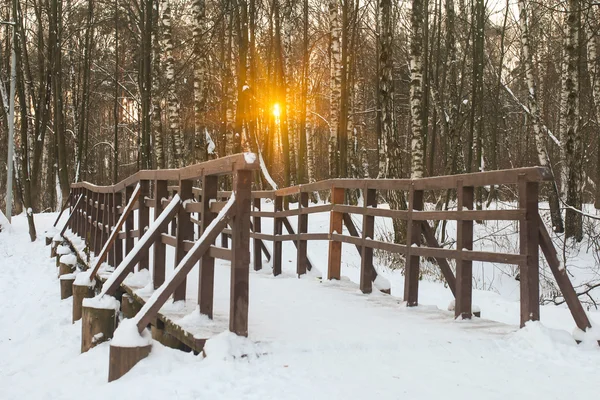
xmin=2 ymin=211 xmax=600 ymax=399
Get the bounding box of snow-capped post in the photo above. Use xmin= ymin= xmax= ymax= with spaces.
xmin=138 ymin=180 xmax=150 ymax=271
xmin=360 ymin=187 xmax=377 ymax=294
xmin=404 ymin=185 xmax=423 ymax=307
xmin=518 ymin=174 xmax=540 ymax=327
xmin=296 ymin=191 xmax=309 ymax=276
xmin=199 ymin=174 xmax=218 ymax=318
xmin=230 ymin=169 xmax=252 ymax=337
xmin=72 ymin=278 xmax=95 ymax=323
xmin=327 ymin=186 xmax=344 ymax=280
xmin=273 ymin=195 xmax=283 ymax=276
xmin=59 ymin=274 xmax=75 ymax=299
xmin=174 ymin=179 xmax=194 ymax=301
xmin=252 ymin=197 xmax=262 ymax=271
xmin=81 ymin=296 xmax=119 ymax=352
xmin=455 ymin=180 xmax=474 ymax=320
xmin=153 ymin=180 xmax=169 ymax=289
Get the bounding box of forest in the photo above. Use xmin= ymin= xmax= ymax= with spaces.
xmin=0 ymin=0 xmax=598 ymax=243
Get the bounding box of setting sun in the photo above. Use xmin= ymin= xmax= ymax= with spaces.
xmin=272 ymin=103 xmax=281 ymax=118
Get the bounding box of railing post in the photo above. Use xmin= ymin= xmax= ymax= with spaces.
xmin=327 ymin=186 xmax=344 ymax=280
xmin=125 ymin=185 xmax=135 ymax=261
xmin=230 ymin=169 xmax=252 ymax=336
xmin=107 ymin=192 xmax=115 ymax=267
xmin=174 ymin=179 xmax=193 ymax=301
xmin=404 ymin=185 xmax=423 ymax=306
xmin=114 ymin=191 xmax=123 ymax=267
xmin=518 ymin=174 xmax=539 ymax=327
xmin=100 ymin=193 xmax=109 ymax=252
xmin=455 ymin=180 xmax=473 ymax=319
xmin=221 ymin=195 xmax=229 ymax=248
xmin=153 ymin=180 xmax=168 ymax=288
xmin=273 ymin=195 xmax=283 ymax=276
xmin=93 ymin=192 xmax=102 ymax=255
xmin=253 ymin=197 xmax=262 ymax=271
xmin=360 ymin=187 xmax=377 ymax=293
xmin=297 ymin=191 xmax=309 ymax=276
xmin=85 ymin=189 xmax=93 ymax=249
xmin=199 ymin=174 xmax=218 ymax=317
xmin=138 ymin=180 xmax=150 ymax=270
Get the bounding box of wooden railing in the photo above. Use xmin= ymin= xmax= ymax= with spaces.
xmin=63 ymin=158 xmax=591 ymax=340
xmin=66 ymin=153 xmax=258 ymax=337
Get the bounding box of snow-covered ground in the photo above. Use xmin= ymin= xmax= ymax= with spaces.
xmin=2 ymin=209 xmax=600 ymax=399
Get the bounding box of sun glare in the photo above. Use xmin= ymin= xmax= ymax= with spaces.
xmin=272 ymin=103 xmax=281 ymax=118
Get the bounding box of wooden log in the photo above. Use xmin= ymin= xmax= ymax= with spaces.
xmin=404 ymin=188 xmax=423 ymax=306
xmin=199 ymin=175 xmax=218 ymax=318
xmin=230 ymin=170 xmax=252 ymax=337
xmin=327 ymin=187 xmax=345 ymax=280
xmin=174 ymin=180 xmax=194 ymax=301
xmin=296 ymin=192 xmax=309 ymax=276
xmin=58 ymin=261 xmax=75 ymax=277
xmin=138 ymin=180 xmax=150 ymax=270
xmin=253 ymin=198 xmax=262 ymax=271
xmin=81 ymin=302 xmax=117 ymax=353
xmin=273 ymin=196 xmax=283 ymax=276
xmin=518 ymin=175 xmax=539 ymax=327
xmin=153 ymin=181 xmax=168 ymax=288
xmin=72 ymin=283 xmax=95 ymax=323
xmin=121 ymin=293 xmax=143 ymax=319
xmin=455 ymin=181 xmax=474 ymax=319
xmin=360 ymin=188 xmax=376 ymax=294
xmin=108 ymin=343 xmax=152 ymax=382
xmin=60 ymin=275 xmax=75 ymax=299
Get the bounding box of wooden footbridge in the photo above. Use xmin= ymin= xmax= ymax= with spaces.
xmin=49 ymin=153 xmax=592 ymax=381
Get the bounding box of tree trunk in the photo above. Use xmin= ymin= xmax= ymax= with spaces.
xmin=410 ymin=0 xmax=425 ymax=179
xmin=518 ymin=0 xmax=564 ymax=233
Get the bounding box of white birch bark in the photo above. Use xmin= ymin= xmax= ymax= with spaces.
xmin=409 ymin=0 xmax=424 ymax=179
xmin=161 ymin=0 xmax=182 ymax=167
xmin=329 ymin=0 xmax=341 ymax=177
xmin=192 ymin=0 xmax=207 ymax=162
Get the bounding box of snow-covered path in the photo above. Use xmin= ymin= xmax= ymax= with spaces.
xmin=2 ymin=213 xmax=600 ymax=400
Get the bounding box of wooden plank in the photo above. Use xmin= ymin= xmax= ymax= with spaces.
xmin=404 ymin=187 xmax=423 ymax=306
xmin=297 ymin=192 xmax=309 ymax=276
xmin=125 ymin=186 xmax=135 ymax=259
xmin=174 ymin=180 xmax=194 ymax=301
xmin=455 ymin=181 xmax=473 ymax=319
xmin=114 ymin=192 xmax=123 ymax=267
xmin=518 ymin=175 xmax=540 ymax=327
xmin=199 ymin=175 xmax=218 ymax=318
xmin=93 ymin=192 xmax=102 ymax=254
xmin=107 ymin=193 xmax=115 ymax=266
xmin=253 ymin=198 xmax=262 ymax=271
xmin=102 ymin=198 xmax=180 ymax=296
xmin=153 ymin=180 xmax=168 ymax=289
xmin=273 ymin=196 xmax=283 ymax=276
xmin=360 ymin=188 xmax=376 ymax=293
xmin=327 ymin=187 xmax=344 ymax=280
xmin=538 ymin=216 xmax=591 ymax=331
xmin=138 ymin=180 xmax=150 ymax=270
xmin=88 ymin=184 xmax=141 ymax=281
xmin=230 ymin=169 xmax=252 ymax=336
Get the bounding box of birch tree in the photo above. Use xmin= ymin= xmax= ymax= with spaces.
xmin=561 ymin=0 xmax=582 ymax=241
xmin=192 ymin=0 xmax=207 ymax=162
xmin=410 ymin=0 xmax=425 ymax=178
xmin=329 ymin=0 xmax=341 ymax=178
xmin=518 ymin=0 xmax=564 ymax=233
